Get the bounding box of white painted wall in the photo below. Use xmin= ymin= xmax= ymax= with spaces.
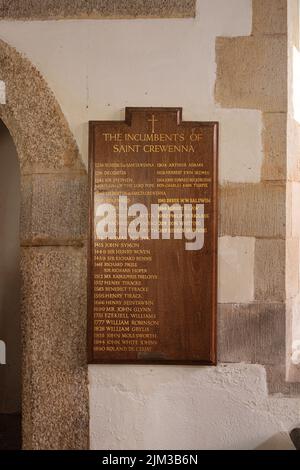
xmin=0 ymin=0 xmax=261 ymax=183
xmin=0 ymin=81 xmax=5 ymax=104
xmin=89 ymin=364 xmax=300 ymax=450
xmin=0 ymin=0 xmax=299 ymax=449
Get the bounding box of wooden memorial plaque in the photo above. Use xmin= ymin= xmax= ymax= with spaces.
xmin=88 ymin=108 xmax=218 ymax=364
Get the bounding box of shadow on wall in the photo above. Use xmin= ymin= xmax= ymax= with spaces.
xmin=0 ymin=119 xmax=21 ymax=449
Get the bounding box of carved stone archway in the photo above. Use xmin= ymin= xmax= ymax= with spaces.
xmin=0 ymin=39 xmax=89 ymax=449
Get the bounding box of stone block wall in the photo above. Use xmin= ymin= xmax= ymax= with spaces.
xmin=286 ymin=0 xmax=300 ymax=383
xmin=216 ymin=0 xmax=300 ymax=393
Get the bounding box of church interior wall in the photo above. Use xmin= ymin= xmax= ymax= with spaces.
xmin=0 ymin=0 xmax=299 ymax=450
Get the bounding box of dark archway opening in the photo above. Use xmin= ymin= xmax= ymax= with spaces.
xmin=0 ymin=119 xmax=21 ymax=450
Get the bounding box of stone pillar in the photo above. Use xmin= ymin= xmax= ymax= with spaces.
xmin=0 ymin=38 xmax=89 ymax=449
xmin=216 ymin=0 xmax=300 ymax=393
xmin=20 ymin=170 xmax=89 ymax=449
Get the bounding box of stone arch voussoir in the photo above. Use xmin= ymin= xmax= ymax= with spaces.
xmin=0 ymin=39 xmax=89 ymax=449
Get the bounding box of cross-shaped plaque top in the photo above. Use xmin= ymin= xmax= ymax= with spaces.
xmin=148 ymin=114 xmax=158 ymax=134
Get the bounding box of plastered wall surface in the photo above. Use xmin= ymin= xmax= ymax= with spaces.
xmin=0 ymin=0 xmax=261 ymax=181
xmin=0 ymin=0 xmax=299 ymax=449
xmin=89 ymin=364 xmax=300 ymax=450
